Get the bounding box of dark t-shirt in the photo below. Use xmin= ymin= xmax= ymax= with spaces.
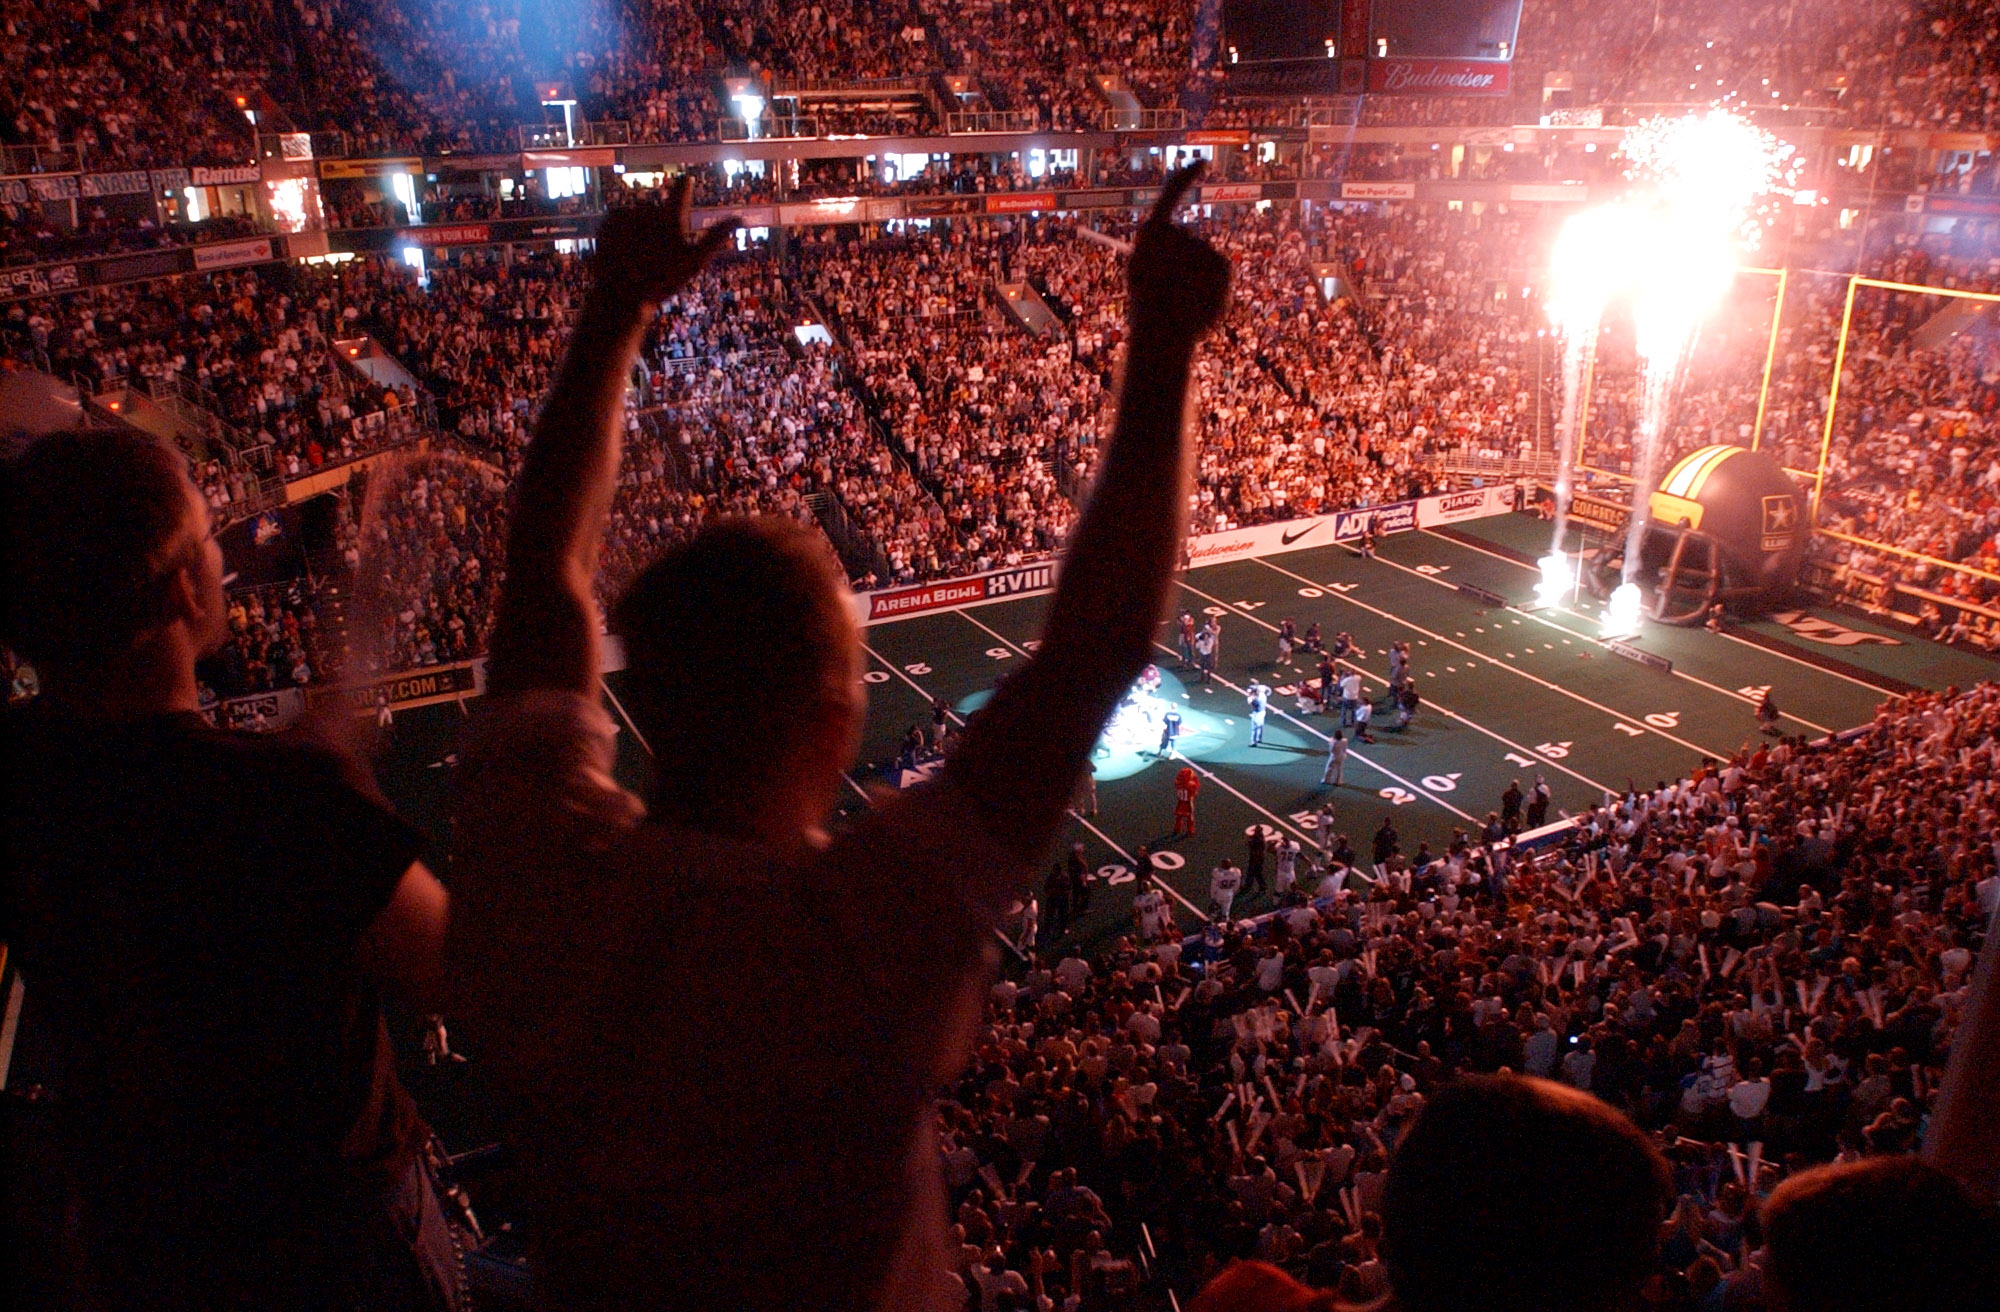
xmin=3 ymin=707 xmax=427 ymax=1304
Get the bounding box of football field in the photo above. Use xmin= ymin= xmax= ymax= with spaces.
xmin=375 ymin=513 xmax=1992 ymax=961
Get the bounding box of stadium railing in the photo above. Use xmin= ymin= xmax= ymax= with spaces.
xmin=1 ymin=142 xmax=85 ymax=175
xmin=717 ymin=115 xmax=823 ymax=142
xmin=1102 ymin=107 xmax=1188 ymax=132
xmin=770 ymin=75 xmax=931 ymax=98
xmin=948 ymin=109 xmax=1042 ymax=135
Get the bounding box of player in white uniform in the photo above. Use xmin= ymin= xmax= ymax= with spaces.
xmin=1245 ymin=680 xmax=1271 ymax=746
xmin=1133 ymin=886 xmax=1171 ymax=941
xmin=1321 ymin=730 xmax=1349 ymax=785
xmin=1274 ymin=838 xmax=1300 ymax=898
xmin=1209 ymin=860 xmax=1243 ymax=921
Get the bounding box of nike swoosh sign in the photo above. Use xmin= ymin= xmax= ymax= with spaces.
xmin=1280 ymin=523 xmax=1322 ymax=546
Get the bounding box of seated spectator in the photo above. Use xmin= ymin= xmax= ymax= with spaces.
xmin=1193 ymin=1075 xmax=1671 ymax=1312
xmin=1378 ymin=1075 xmax=1671 ymax=1312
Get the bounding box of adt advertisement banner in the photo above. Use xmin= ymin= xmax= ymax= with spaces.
xmin=1333 ymin=500 xmax=1417 ymax=539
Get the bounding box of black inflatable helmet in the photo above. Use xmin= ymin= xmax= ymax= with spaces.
xmin=1645 ymin=444 xmax=1807 ymax=596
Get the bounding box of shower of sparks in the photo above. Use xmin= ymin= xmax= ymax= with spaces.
xmin=1543 ymin=111 xmax=1800 ymax=614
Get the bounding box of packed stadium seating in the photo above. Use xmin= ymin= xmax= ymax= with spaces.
xmin=12 ymin=1 xmax=2000 ymax=166
xmin=8 ymin=7 xmax=2000 ymax=1309
xmin=945 ymin=680 xmax=2000 ymax=1304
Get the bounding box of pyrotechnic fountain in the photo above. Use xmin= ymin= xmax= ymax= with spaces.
xmin=1537 ymin=204 xmax=1631 ymax=610
xmin=1539 ymin=112 xmax=1797 ymax=635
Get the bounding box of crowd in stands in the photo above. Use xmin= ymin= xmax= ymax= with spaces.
xmin=14 ymin=1 xmax=2000 ymax=168
xmin=0 ymin=210 xmax=266 ymax=268
xmin=14 ymin=181 xmax=2000 ymax=687
xmin=12 ymin=28 xmax=2000 ymax=1301
xmin=2 ymin=263 xmax=428 ymax=501
xmin=942 ymin=681 xmax=2000 ymax=1306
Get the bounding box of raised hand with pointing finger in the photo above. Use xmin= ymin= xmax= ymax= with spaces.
xmin=1129 ymin=162 xmax=1232 ymax=345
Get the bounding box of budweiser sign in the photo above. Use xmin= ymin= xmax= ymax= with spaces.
xmin=1367 ymin=58 xmax=1510 ymax=96
xmin=1201 ymin=183 xmax=1263 ymax=204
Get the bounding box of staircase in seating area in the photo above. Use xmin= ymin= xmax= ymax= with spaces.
xmin=80 ymin=374 xmax=288 ymax=519
xmin=804 ymin=489 xmax=893 ymax=585
xmin=1092 ymin=74 xmax=1144 ymax=129
xmin=995 ymin=282 xmax=1063 ymax=338
xmin=303 ymin=540 xmax=356 ymax=680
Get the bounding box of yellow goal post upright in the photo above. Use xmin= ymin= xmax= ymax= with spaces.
xmin=1809 ymin=275 xmax=2000 ymax=585
xmin=1571 ymin=264 xmax=1790 ymax=485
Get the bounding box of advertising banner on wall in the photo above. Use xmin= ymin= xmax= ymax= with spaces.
xmin=1340 ymin=181 xmax=1417 ymax=201
xmin=984 ymin=192 xmax=1058 ymax=214
xmin=1201 ymin=183 xmax=1265 ymax=203
xmin=1366 ymin=57 xmax=1511 ymax=95
xmin=862 ymin=560 xmax=1059 ymax=623
xmin=1415 ymin=483 xmax=1517 ymax=527
xmin=192 ymin=237 xmax=277 ymax=270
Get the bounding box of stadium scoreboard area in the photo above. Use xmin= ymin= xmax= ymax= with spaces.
xmin=1223 ymin=0 xmax=1522 ymax=93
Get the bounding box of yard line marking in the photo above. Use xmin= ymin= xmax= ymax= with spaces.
xmin=1148 ymin=639 xmax=1485 ymax=824
xmin=883 ymin=617 xmax=1211 ymax=924
xmin=1166 ymin=746 xmax=1321 ymax=844
xmin=963 ymin=607 xmax=1482 ymax=826
xmin=1172 ymin=579 xmax=1613 ymax=795
xmin=861 ymin=640 xmax=968 ymax=723
xmin=1373 ymin=544 xmax=1838 ymax=734
xmin=964 ymin=610 xmax=1458 ymax=829
xmin=1065 ymin=809 xmax=1212 ymax=923
xmin=863 ymin=634 xmax=1206 ymax=930
xmin=1419 ymin=529 xmax=1898 ymax=698
xmin=1713 ymin=627 xmax=1901 ymax=697
xmin=1250 ymin=556 xmax=1729 ymax=759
